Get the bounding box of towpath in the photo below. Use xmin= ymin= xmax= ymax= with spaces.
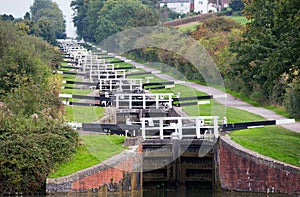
xmin=120 ymin=57 xmax=300 ymax=133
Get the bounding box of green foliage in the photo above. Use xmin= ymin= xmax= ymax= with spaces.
xmin=227 ymin=16 xmax=249 ymax=25
xmin=71 ymin=0 xmax=95 ymax=42
xmin=127 ymin=16 xmax=243 ymax=85
xmin=0 ymin=20 xmax=61 ymax=98
xmin=1 ymin=14 xmax=14 ymax=21
xmin=49 ymin=135 xmax=126 ymax=178
xmin=285 ymin=79 xmax=300 ymax=118
xmin=229 ymin=0 xmax=244 ymax=12
xmin=230 ymin=0 xmax=300 ymax=110
xmin=32 ymin=17 xmax=57 ymax=44
xmin=95 ymin=0 xmax=157 ymax=42
xmin=71 ymin=0 xmax=158 ymax=42
xmin=30 ymin=0 xmax=66 ymax=43
xmin=0 ymin=19 xmax=77 ymax=195
xmin=160 ymin=6 xmax=182 ymax=22
xmin=230 ymin=126 xmax=300 ymax=167
xmin=0 ymin=105 xmax=79 ymax=194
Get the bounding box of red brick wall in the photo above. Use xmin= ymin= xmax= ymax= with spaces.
xmin=218 ymin=137 xmax=300 ymax=195
xmin=46 ymin=144 xmax=143 ymax=194
xmin=72 ymin=159 xmax=132 ymax=191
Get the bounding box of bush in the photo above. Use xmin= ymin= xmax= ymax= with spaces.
xmin=285 ymin=79 xmax=300 ymax=119
xmin=0 ymin=105 xmax=79 ymax=195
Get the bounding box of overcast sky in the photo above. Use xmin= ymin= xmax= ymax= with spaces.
xmin=0 ymin=0 xmax=76 ymax=37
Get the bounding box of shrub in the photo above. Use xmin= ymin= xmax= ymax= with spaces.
xmin=285 ymin=79 xmax=300 ymax=118
xmin=0 ymin=106 xmax=78 ymax=195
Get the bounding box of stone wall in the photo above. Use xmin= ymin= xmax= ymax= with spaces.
xmin=217 ymin=136 xmax=300 ymax=195
xmin=46 ymin=145 xmax=142 ymax=194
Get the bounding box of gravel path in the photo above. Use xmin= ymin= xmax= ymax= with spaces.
xmin=121 ymin=57 xmax=299 ymax=133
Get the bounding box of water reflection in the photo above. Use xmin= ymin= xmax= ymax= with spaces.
xmin=50 ymin=190 xmax=295 ymax=197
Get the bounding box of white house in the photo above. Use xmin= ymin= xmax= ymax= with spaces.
xmin=160 ymin=0 xmax=191 ymax=14
xmin=160 ymin=0 xmax=218 ymax=14
xmin=194 ymin=1 xmax=217 ymax=13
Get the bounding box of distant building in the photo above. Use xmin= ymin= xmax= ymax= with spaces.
xmin=208 ymin=0 xmax=231 ymax=10
xmin=160 ymin=0 xmax=221 ymax=14
xmin=194 ymin=0 xmax=217 ymax=13
xmin=160 ymin=0 xmax=191 ymax=14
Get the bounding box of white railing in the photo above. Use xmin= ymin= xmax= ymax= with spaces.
xmin=140 ymin=116 xmax=220 ymax=140
xmin=89 ymin=70 xmax=126 ymax=82
xmin=98 ymin=78 xmax=143 ymax=92
xmin=115 ymin=93 xmax=174 ymax=110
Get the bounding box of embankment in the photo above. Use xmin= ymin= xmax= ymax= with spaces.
xmin=216 ymin=136 xmax=300 ymax=194
xmin=46 ymin=143 xmax=142 ymax=194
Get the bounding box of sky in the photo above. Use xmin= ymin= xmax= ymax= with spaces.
xmin=0 ymin=0 xmax=76 ymax=37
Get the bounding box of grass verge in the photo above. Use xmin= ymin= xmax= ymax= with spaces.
xmin=183 ymin=101 xmax=265 ymax=123
xmin=48 ymin=135 xmax=126 ymax=178
xmin=177 ymin=22 xmax=200 ymax=32
xmin=64 ymin=106 xmax=105 ymax=123
xmin=226 ymin=16 xmax=250 ymax=25
xmin=230 ymin=126 xmax=300 ymax=167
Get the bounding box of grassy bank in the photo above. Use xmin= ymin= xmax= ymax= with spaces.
xmin=230 ymin=127 xmax=300 ymax=167
xmin=49 ymin=135 xmax=126 ymax=178
xmin=64 ymin=106 xmax=105 ymax=123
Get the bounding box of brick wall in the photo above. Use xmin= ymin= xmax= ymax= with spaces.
xmin=217 ymin=136 xmax=300 ymax=195
xmin=46 ymin=145 xmax=142 ymax=194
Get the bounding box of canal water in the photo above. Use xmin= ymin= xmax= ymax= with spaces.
xmin=50 ymin=190 xmax=295 ymax=197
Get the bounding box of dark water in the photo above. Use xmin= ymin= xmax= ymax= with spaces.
xmin=50 ymin=190 xmax=297 ymax=197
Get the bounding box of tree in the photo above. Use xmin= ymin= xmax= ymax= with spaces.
xmin=95 ymin=0 xmax=157 ymax=42
xmin=0 ymin=19 xmax=78 ymax=195
xmin=71 ymin=0 xmax=93 ymax=41
xmin=1 ymin=14 xmax=14 ymax=21
xmin=0 ymin=106 xmax=78 ymax=195
xmin=230 ymin=0 xmax=300 ymax=116
xmin=71 ymin=0 xmax=158 ymax=42
xmin=30 ymin=0 xmax=66 ymax=42
xmin=229 ymin=0 xmax=245 ymax=12
xmin=31 ymin=17 xmax=57 ymax=44
xmin=24 ymin=12 xmax=31 ymax=20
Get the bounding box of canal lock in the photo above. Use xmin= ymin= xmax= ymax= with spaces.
xmin=142 ymin=139 xmax=217 ymax=191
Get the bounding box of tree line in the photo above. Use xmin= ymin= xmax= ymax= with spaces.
xmin=229 ymin=0 xmax=299 ymax=118
xmin=1 ymin=0 xmax=66 ymax=44
xmin=0 ymin=1 xmax=78 ymax=194
xmin=71 ymin=0 xmax=184 ymax=43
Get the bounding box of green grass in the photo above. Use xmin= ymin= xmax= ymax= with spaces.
xmin=64 ymin=106 xmax=105 ymax=123
xmin=115 ymin=62 xmax=135 ymax=68
xmin=61 ymin=88 xmax=93 ymax=95
xmin=48 ymin=135 xmax=126 ymax=178
xmin=230 ymin=126 xmax=300 ymax=167
xmin=177 ymin=22 xmax=200 ymax=32
xmin=59 ymin=67 xmax=72 ymax=71
xmin=61 ymin=61 xmax=69 ymax=66
xmin=128 ymin=74 xmax=168 ymax=83
xmin=227 ymin=16 xmax=250 ymax=25
xmin=151 ymin=84 xmax=207 ymax=97
xmin=183 ymin=101 xmax=265 ymax=123
xmin=60 ymin=89 xmax=94 ymax=103
xmin=81 ymin=135 xmax=126 ymax=161
xmin=63 ymin=74 xmax=77 ymax=81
